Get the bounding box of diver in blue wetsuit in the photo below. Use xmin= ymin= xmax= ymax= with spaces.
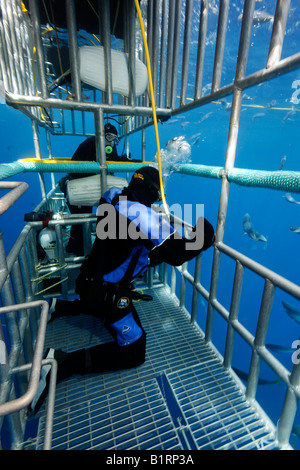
xmin=30 ymin=167 xmax=215 ymax=414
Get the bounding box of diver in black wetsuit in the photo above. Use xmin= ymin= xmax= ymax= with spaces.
xmin=29 ymin=167 xmax=215 ymax=414
xmin=60 ymin=123 xmax=137 ymax=256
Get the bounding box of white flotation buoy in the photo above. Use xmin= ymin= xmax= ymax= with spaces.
xmin=79 ymin=46 xmax=148 ymax=97
xmin=67 ymin=174 xmax=128 ymax=207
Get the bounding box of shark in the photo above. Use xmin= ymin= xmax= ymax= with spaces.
xmin=243 ymin=213 xmax=268 ymax=242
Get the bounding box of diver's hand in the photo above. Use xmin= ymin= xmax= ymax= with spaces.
xmin=190 ymin=217 xmax=215 ymax=251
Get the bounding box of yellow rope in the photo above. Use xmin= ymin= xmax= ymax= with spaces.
xmin=134 ymin=0 xmax=169 ymax=215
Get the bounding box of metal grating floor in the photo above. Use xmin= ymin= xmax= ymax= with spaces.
xmin=25 ymin=284 xmax=279 ymax=450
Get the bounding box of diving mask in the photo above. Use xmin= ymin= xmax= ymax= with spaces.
xmin=105 ymin=132 xmax=119 ymax=146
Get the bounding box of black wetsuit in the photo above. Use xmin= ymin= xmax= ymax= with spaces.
xmin=53 ymin=184 xmax=215 ymax=382
xmin=60 ymin=136 xmax=137 ymax=255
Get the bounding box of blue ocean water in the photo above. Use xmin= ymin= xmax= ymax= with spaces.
xmin=0 ymin=0 xmax=299 ymax=449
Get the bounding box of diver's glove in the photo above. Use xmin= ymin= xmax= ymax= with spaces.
xmin=190 ymin=217 xmax=215 ymax=251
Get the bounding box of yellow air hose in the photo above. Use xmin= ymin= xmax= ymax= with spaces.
xmin=134 ymin=0 xmax=169 ymax=215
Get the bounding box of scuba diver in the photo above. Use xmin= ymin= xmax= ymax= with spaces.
xmin=60 ymin=122 xmax=137 ymax=256
xmin=29 ymin=167 xmax=215 ymax=414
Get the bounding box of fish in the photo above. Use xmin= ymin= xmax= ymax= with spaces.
xmin=242 ymin=94 xmax=255 ymax=101
xmin=252 ymin=112 xmax=266 ymax=120
xmin=278 ymin=155 xmax=286 ymax=170
xmin=238 ymin=10 xmax=274 ymax=25
xmin=283 ymin=193 xmax=300 ymax=204
xmin=266 ymin=343 xmax=295 ymax=354
xmin=265 ymin=99 xmax=276 ymax=108
xmin=282 ymin=300 xmax=300 ymax=325
xmin=289 ymin=226 xmax=300 ymax=234
xmin=243 ymin=213 xmax=268 ymax=242
xmin=190 ymin=133 xmax=202 ymax=146
xmin=219 ymin=98 xmax=232 ymax=111
xmin=232 ymin=367 xmax=280 ymax=386
xmin=197 ymin=111 xmax=213 ymax=124
xmin=282 ymin=109 xmax=296 ymax=123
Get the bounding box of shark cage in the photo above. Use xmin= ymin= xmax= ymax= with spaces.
xmin=0 ymin=0 xmax=299 ymax=451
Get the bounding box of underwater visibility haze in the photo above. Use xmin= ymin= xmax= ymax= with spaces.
xmin=0 ymin=0 xmax=300 ymax=450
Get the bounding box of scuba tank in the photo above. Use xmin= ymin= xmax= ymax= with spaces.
xmin=66 ymin=174 xmax=128 ymax=207
xmin=38 ymin=226 xmax=58 ymax=263
xmin=24 ymin=210 xmax=58 ymax=262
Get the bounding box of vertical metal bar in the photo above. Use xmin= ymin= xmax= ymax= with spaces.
xmin=14 ymin=0 xmax=31 ymax=97
xmin=101 ymin=0 xmax=113 ymax=105
xmin=46 ymin=130 xmax=56 ymax=190
xmin=128 ymin=0 xmax=136 ymax=106
xmin=194 ymin=0 xmax=209 ymax=99
xmin=11 ymin=260 xmax=33 ymax=363
xmin=27 ymin=228 xmax=40 ymax=297
xmin=170 ymin=266 xmax=176 ymax=295
xmin=0 ymin=319 xmax=9 ymax=435
xmin=246 ymin=279 xmax=276 ymax=400
xmin=144 ymin=0 xmax=153 ymax=109
xmin=180 ymin=0 xmax=193 ymax=106
xmin=82 ymin=222 xmax=92 ymax=256
xmin=151 ymin=0 xmax=159 ymax=103
xmin=277 ymin=351 xmax=300 ymax=447
xmin=147 ymin=267 xmax=154 ymax=288
xmin=267 ymin=0 xmax=291 ymax=68
xmin=146 ymin=0 xmax=153 ymax=69
xmin=6 ymin=1 xmax=23 ymax=93
xmin=142 ymin=128 xmax=146 ymax=162
xmin=71 ymin=109 xmax=76 ymax=134
xmin=54 ymin=224 xmax=68 ymax=300
xmin=28 ymin=0 xmax=48 ymax=98
xmin=19 ymin=245 xmax=38 ymax=342
xmin=179 ymin=263 xmax=187 ymax=308
xmin=223 ymin=261 xmax=244 ymax=368
xmin=0 ymin=2 xmax=13 ymax=93
xmin=191 ymin=254 xmax=202 ymax=323
xmin=171 ymin=0 xmax=182 ymax=109
xmin=211 ymin=0 xmax=230 ymax=92
xmin=42 ymin=358 xmax=57 ymax=450
xmin=81 ymin=111 xmax=86 ymax=135
xmin=205 ymin=0 xmax=256 ymax=343
xmin=0 ymin=279 xmax=24 ymax=447
xmin=159 ymin=0 xmax=167 ymax=108
xmin=65 ymin=0 xmax=82 ymax=101
xmin=0 ymin=232 xmax=8 ymax=293
xmin=31 ymin=119 xmax=46 ymax=200
xmin=94 ymin=109 xmax=107 ymax=194
xmin=165 ymin=0 xmax=176 ymax=108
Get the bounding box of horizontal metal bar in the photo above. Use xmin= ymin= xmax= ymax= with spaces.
xmin=216 ymin=241 xmax=300 ymax=299
xmin=0 ymin=181 xmax=29 ymax=215
xmin=0 ymin=300 xmax=49 ymax=416
xmin=170 ymin=51 xmax=300 ymax=117
xmin=4 ymin=92 xmax=171 ymax=117
xmin=210 ymin=299 xmax=296 ymax=397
